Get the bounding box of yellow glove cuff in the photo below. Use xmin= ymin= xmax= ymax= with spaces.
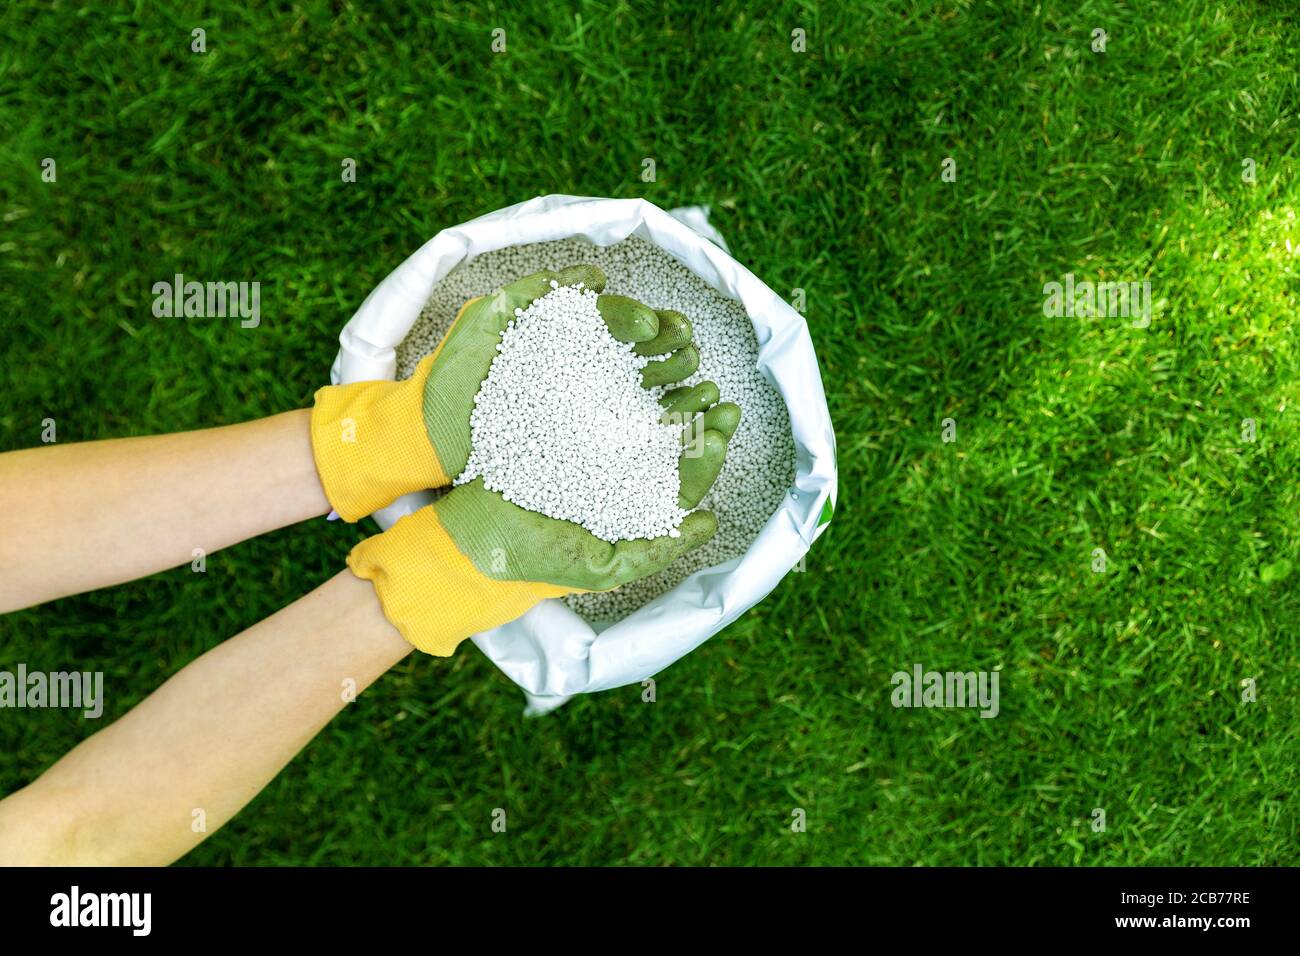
xmin=346 ymin=507 xmax=573 ymax=656
xmin=310 ymin=297 xmax=483 ymax=522
xmin=309 ymin=354 xmax=448 ymax=522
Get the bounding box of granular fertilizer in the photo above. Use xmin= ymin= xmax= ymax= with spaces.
xmin=457 ymin=280 xmax=688 ymax=543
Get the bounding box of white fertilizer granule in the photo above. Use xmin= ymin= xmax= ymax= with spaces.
xmin=396 ymin=236 xmax=796 ymax=623
xmin=457 ymin=281 xmax=688 ymax=543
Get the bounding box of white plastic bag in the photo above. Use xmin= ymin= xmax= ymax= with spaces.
xmin=329 ymin=195 xmax=837 ymax=714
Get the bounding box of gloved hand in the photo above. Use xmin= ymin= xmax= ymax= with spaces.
xmin=309 ymin=265 xmax=713 ymax=521
xmin=342 ymin=270 xmax=742 ymax=656
xmin=347 ymin=476 xmax=718 ymax=655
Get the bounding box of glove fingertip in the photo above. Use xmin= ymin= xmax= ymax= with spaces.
xmin=679 ymin=509 xmax=718 ymax=549
xmin=558 ymin=264 xmax=606 ymax=293
xmin=597 ymin=294 xmax=660 ymax=343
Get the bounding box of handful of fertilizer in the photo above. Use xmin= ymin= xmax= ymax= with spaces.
xmin=457 ymin=279 xmax=728 ymax=544
xmin=398 ymin=238 xmax=792 ymax=621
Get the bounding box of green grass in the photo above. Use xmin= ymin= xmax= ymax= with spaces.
xmin=2 ymin=0 xmax=1298 ymax=865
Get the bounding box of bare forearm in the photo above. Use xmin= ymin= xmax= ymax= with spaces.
xmin=0 ymin=409 xmax=330 ymax=612
xmin=0 ymin=570 xmax=411 ymax=865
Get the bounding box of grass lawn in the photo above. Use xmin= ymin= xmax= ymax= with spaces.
xmin=1 ymin=0 xmax=1297 ymax=865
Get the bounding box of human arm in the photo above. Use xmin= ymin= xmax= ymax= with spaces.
xmin=0 ymin=570 xmax=411 ymax=865
xmin=0 ymin=409 xmax=331 ymax=613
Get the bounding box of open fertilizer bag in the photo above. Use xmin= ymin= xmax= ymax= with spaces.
xmin=328 ymin=195 xmax=837 ymax=714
